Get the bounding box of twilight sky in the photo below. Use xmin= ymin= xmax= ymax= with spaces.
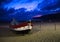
xmin=0 ymin=0 xmax=60 ymax=21
xmin=3 ymin=0 xmax=60 ymax=11
xmin=4 ymin=0 xmax=43 ymax=11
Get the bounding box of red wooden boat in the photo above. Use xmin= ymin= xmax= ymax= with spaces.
xmin=10 ymin=19 xmax=32 ymax=31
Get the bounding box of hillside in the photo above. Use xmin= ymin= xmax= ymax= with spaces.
xmin=32 ymin=13 xmax=60 ymax=22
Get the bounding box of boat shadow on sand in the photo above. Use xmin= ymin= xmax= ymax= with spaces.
xmin=0 ymin=28 xmax=31 ymax=37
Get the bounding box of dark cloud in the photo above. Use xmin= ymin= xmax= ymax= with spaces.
xmin=0 ymin=0 xmax=12 ymax=4
xmin=41 ymin=4 xmax=57 ymax=10
xmin=17 ymin=8 xmax=26 ymax=12
xmin=41 ymin=0 xmax=60 ymax=10
xmin=0 ymin=8 xmax=8 ymax=16
xmin=37 ymin=0 xmax=60 ymax=14
xmin=7 ymin=8 xmax=15 ymax=14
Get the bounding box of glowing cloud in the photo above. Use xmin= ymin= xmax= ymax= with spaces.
xmin=4 ymin=0 xmax=43 ymax=11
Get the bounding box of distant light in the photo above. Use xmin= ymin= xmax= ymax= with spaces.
xmin=33 ymin=15 xmax=42 ymax=18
